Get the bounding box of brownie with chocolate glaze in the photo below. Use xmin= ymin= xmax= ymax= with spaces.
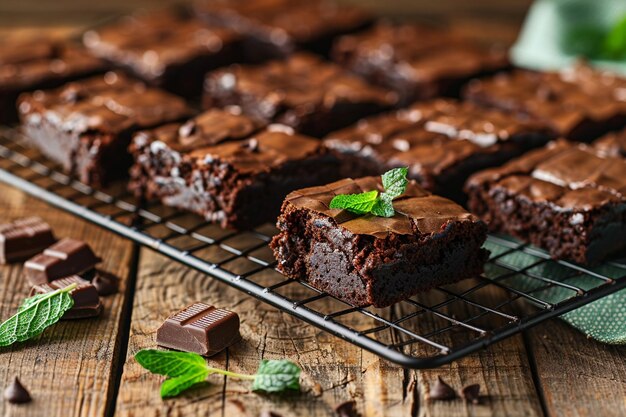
xmin=83 ymin=10 xmax=241 ymax=98
xmin=203 ymin=53 xmax=397 ymax=137
xmin=18 ymin=71 xmax=193 ymax=186
xmin=270 ymin=177 xmax=489 ymax=307
xmin=594 ymin=128 xmax=626 ymax=157
xmin=465 ymin=140 xmax=626 ymax=264
xmin=130 ymin=109 xmax=340 ymax=229
xmin=324 ymin=99 xmax=555 ymax=203
xmin=0 ymin=38 xmax=107 ymax=124
xmin=332 ymin=22 xmax=509 ymax=105
xmin=464 ymin=64 xmax=626 ymax=141
xmin=193 ymin=0 xmax=372 ymax=60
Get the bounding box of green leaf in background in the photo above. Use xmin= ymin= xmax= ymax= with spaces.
xmin=0 ymin=284 xmax=76 ymax=347
xmin=329 ymin=190 xmax=379 ymax=214
xmin=252 ymin=359 xmax=301 ymax=393
xmin=602 ymin=16 xmax=626 ymax=60
xmin=135 ymin=349 xmax=209 ymax=378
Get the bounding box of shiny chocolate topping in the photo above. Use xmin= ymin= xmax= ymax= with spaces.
xmin=285 ymin=177 xmax=480 ymax=238
xmin=594 ymin=129 xmax=626 ymax=157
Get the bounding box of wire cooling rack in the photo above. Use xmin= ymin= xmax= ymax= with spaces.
xmin=1 ymin=128 xmax=625 ymax=369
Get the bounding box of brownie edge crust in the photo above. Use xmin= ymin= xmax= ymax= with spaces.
xmin=270 ymin=177 xmax=489 ymax=308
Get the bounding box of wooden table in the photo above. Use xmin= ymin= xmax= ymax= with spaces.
xmin=2 ymin=3 xmax=626 ymax=416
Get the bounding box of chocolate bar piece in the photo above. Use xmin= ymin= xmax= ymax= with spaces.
xmin=24 ymin=238 xmax=101 ymax=285
xmin=157 ymin=302 xmax=241 ymax=356
xmin=0 ymin=217 xmax=56 ymax=264
xmin=30 ymin=275 xmax=102 ymax=319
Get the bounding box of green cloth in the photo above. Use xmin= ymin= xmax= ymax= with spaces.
xmin=511 ymin=0 xmax=626 ymax=75
xmin=484 ymin=238 xmax=626 ymax=345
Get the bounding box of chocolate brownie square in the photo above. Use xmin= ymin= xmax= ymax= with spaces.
xmin=203 ymin=53 xmax=397 ymax=137
xmin=83 ymin=10 xmax=241 ymax=98
xmin=18 ymin=71 xmax=193 ymax=186
xmin=465 ymin=140 xmax=626 ymax=265
xmin=270 ymin=177 xmax=489 ymax=307
xmin=0 ymin=38 xmax=107 ymax=124
xmin=324 ymin=99 xmax=555 ymax=203
xmin=130 ymin=109 xmax=340 ymax=229
xmin=594 ymin=128 xmax=626 ymax=157
xmin=332 ymin=22 xmax=509 ymax=105
xmin=464 ymin=64 xmax=626 ymax=141
xmin=193 ymin=0 xmax=372 ymax=60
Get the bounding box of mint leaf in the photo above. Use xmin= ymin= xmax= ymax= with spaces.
xmin=252 ymin=359 xmax=301 ymax=393
xmin=380 ymin=167 xmax=409 ymax=200
xmin=0 ymin=284 xmax=76 ymax=347
xmin=135 ymin=350 xmax=208 ymax=377
xmin=371 ymin=198 xmax=395 ymax=218
xmin=602 ymin=16 xmax=626 ymax=60
xmin=160 ymin=369 xmax=210 ymax=398
xmin=329 ymin=190 xmax=378 ymax=214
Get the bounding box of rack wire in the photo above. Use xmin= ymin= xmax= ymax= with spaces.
xmin=0 ymin=127 xmax=625 ymax=369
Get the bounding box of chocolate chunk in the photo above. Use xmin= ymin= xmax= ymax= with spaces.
xmin=259 ymin=411 xmax=283 ymax=417
xmin=156 ymin=303 xmax=241 ymax=356
xmin=0 ymin=217 xmax=56 ymax=264
xmin=429 ymin=377 xmax=456 ymax=401
xmin=461 ymin=383 xmax=481 ymax=404
xmin=3 ymin=377 xmax=31 ymax=404
xmin=30 ymin=275 xmax=102 ymax=319
xmin=334 ymin=400 xmax=361 ymax=417
xmin=92 ymin=271 xmax=119 ymax=296
xmin=24 ymin=238 xmax=101 ymax=285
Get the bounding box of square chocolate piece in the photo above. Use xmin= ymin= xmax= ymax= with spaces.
xmin=332 ymin=22 xmax=509 ymax=105
xmin=18 ymin=71 xmax=193 ymax=186
xmin=30 ymin=275 xmax=103 ymax=320
xmin=130 ymin=109 xmax=340 ymax=229
xmin=203 ymin=53 xmax=397 ymax=137
xmin=83 ymin=10 xmax=242 ymax=98
xmin=324 ymin=99 xmax=556 ymax=203
xmin=0 ymin=217 xmax=56 ymax=264
xmin=464 ymin=64 xmax=626 ymax=141
xmin=24 ymin=238 xmax=101 ymax=285
xmin=0 ymin=38 xmax=107 ymax=124
xmin=193 ymin=0 xmax=372 ymax=59
xmin=465 ymin=140 xmax=626 ymax=265
xmin=157 ymin=302 xmax=241 ymax=356
xmin=594 ymin=128 xmax=626 ymax=158
xmin=270 ymin=177 xmax=489 ymax=307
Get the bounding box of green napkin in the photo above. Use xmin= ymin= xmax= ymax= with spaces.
xmin=484 ymin=238 xmax=626 ymax=344
xmin=512 ymin=0 xmax=626 ymax=75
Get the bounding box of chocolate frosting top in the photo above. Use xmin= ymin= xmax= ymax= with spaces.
xmin=18 ymin=71 xmax=192 ymax=136
xmin=325 ymin=99 xmax=554 ymax=177
xmin=286 ymin=176 xmax=480 ymax=238
xmin=594 ymin=129 xmax=626 ymax=158
xmin=83 ymin=11 xmax=239 ymax=79
xmin=0 ymin=38 xmax=106 ymax=91
xmin=467 ymin=139 xmax=626 ymax=211
xmin=333 ymin=22 xmax=508 ymax=82
xmin=464 ymin=64 xmax=626 ymax=136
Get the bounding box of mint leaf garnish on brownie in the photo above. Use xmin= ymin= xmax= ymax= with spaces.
xmin=330 ymin=167 xmax=408 ymax=217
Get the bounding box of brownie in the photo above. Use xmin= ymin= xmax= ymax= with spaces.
xmin=270 ymin=177 xmax=489 ymax=307
xmin=129 ymin=109 xmax=340 ymax=229
xmin=465 ymin=140 xmax=626 ymax=265
xmin=193 ymin=0 xmax=372 ymax=60
xmin=83 ymin=10 xmax=241 ymax=98
xmin=18 ymin=71 xmax=193 ymax=186
xmin=0 ymin=38 xmax=107 ymax=124
xmin=203 ymin=53 xmax=397 ymax=137
xmin=332 ymin=22 xmax=509 ymax=105
xmin=594 ymin=129 xmax=626 ymax=158
xmin=324 ymin=99 xmax=556 ymax=203
xmin=464 ymin=64 xmax=626 ymax=141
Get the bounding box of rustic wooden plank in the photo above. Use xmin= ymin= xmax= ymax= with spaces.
xmin=527 ymin=321 xmax=626 ymax=417
xmin=0 ymin=184 xmax=135 ymax=417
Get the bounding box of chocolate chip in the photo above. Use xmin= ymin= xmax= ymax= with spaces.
xmin=92 ymin=271 xmax=119 ymax=296
xmin=428 ymin=376 xmax=456 ymax=401
xmin=461 ymin=383 xmax=480 ymax=404
xmin=4 ymin=377 xmax=31 ymax=404
xmin=334 ymin=400 xmax=361 ymax=417
xmin=259 ymin=411 xmax=283 ymax=417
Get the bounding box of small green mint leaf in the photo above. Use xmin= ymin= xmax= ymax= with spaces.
xmin=0 ymin=285 xmax=75 ymax=347
xmin=160 ymin=369 xmax=210 ymax=398
xmin=371 ymin=198 xmax=395 ymax=218
xmin=252 ymin=359 xmax=301 ymax=393
xmin=602 ymin=16 xmax=626 ymax=60
xmin=381 ymin=167 xmax=408 ymax=199
xmin=135 ymin=349 xmax=209 ymax=378
xmin=329 ymin=190 xmax=378 ymax=214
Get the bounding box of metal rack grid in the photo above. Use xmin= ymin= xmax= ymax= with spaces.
xmin=1 ymin=127 xmax=625 ymax=369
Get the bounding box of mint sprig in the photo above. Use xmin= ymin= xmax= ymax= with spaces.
xmin=0 ymin=283 xmax=77 ymax=347
xmin=135 ymin=349 xmax=301 ymax=398
xmin=329 ymin=167 xmax=409 ymax=218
